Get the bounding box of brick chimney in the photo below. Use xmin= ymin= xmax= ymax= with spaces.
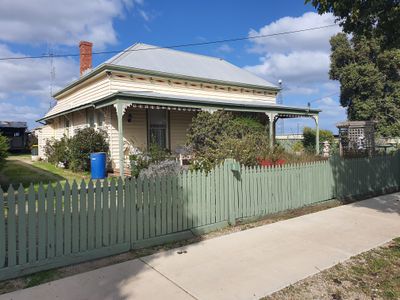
xmin=79 ymin=41 xmax=93 ymax=76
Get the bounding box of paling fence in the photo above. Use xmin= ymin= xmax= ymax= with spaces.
xmin=0 ymin=154 xmax=399 ymax=281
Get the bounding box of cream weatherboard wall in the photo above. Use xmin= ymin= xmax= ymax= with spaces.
xmin=170 ymin=110 xmax=197 ymax=151
xmin=109 ymin=73 xmax=277 ymax=103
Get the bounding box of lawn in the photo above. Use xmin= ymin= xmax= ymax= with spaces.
xmin=264 ymin=237 xmax=400 ymax=300
xmin=0 ymin=155 xmax=90 ymax=191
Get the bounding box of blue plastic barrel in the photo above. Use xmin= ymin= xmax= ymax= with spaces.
xmin=90 ymin=152 xmax=107 ymax=179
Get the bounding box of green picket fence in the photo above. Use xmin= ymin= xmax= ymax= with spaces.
xmin=0 ymin=154 xmax=399 ymax=281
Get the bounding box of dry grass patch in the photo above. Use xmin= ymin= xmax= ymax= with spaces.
xmin=264 ymin=238 xmax=400 ymax=300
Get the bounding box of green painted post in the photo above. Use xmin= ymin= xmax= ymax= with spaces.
xmin=182 ymin=172 xmax=188 ymax=229
xmin=200 ymin=171 xmax=206 ymax=226
xmin=225 ymin=159 xmax=239 ymax=226
xmin=71 ymin=181 xmax=79 ymax=253
xmin=124 ymin=179 xmax=131 ymax=243
xmin=143 ymin=177 xmax=150 ymax=238
xmin=38 ymin=183 xmax=46 ymax=259
xmin=64 ymin=181 xmax=72 ymax=255
xmin=7 ymin=186 xmax=16 ymax=267
xmin=137 ymin=178 xmax=144 ymax=240
xmin=17 ymin=185 xmax=27 ymax=265
xmin=177 ymin=175 xmax=183 ymax=231
xmin=130 ymin=179 xmax=137 ymax=244
xmin=149 ymin=178 xmax=156 ymax=237
xmin=160 ymin=176 xmax=167 ymax=235
xmin=55 ymin=183 xmax=63 ymax=257
xmin=110 ymin=179 xmax=117 ymax=245
xmin=314 ymin=115 xmax=319 ymax=155
xmin=116 ymin=102 xmax=125 ymax=178
xmin=166 ymin=176 xmax=173 ymax=232
xmin=117 ymin=178 xmax=124 ymax=244
xmin=103 ymin=180 xmax=110 ymax=246
xmin=79 ymin=181 xmax=87 ymax=252
xmin=47 ymin=185 xmax=55 ymax=258
xmin=87 ymin=181 xmax=95 ymax=250
xmin=95 ymin=180 xmax=103 ymax=248
xmin=155 ymin=177 xmax=162 ymax=236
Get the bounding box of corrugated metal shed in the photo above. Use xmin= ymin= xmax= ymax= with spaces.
xmin=0 ymin=121 xmax=27 ymax=128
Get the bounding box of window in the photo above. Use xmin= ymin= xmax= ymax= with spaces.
xmin=148 ymin=109 xmax=168 ymax=149
xmin=64 ymin=118 xmax=70 ymax=137
xmin=13 ymin=132 xmax=20 ymax=137
xmin=87 ymin=109 xmax=95 ymax=128
xmin=96 ymin=110 xmax=104 ymax=127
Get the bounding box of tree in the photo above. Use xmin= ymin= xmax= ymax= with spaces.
xmin=0 ymin=134 xmax=8 ymax=170
xmin=329 ymin=33 xmax=400 ymax=136
xmin=303 ymin=127 xmax=334 ymax=152
xmin=308 ymin=0 xmax=400 ymax=136
xmin=69 ymin=127 xmax=109 ymax=172
xmin=306 ymin=0 xmax=400 ymax=48
xmin=186 ymin=111 xmax=272 ymax=170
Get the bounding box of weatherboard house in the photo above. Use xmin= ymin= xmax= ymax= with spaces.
xmin=37 ymin=41 xmax=320 ymax=175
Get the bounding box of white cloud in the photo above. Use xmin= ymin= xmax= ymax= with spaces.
xmin=245 ymin=12 xmax=341 ymax=92
xmin=0 ymin=44 xmax=78 ymax=98
xmin=216 ymin=44 xmax=234 ymax=53
xmin=245 ymin=12 xmax=345 ymax=131
xmin=139 ymin=9 xmax=150 ymax=21
xmin=246 ymin=50 xmax=330 ymax=85
xmin=0 ymin=0 xmax=142 ymax=49
xmin=0 ymin=44 xmax=78 ymax=126
xmin=248 ymin=12 xmax=340 ymax=54
xmin=315 ymin=97 xmax=346 ymax=117
xmin=0 ymin=102 xmax=44 ymax=121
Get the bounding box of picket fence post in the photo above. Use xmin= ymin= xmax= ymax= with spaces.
xmin=224 ymin=159 xmax=240 ymax=226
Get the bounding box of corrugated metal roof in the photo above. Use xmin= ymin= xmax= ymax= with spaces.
xmin=0 ymin=121 xmax=27 ymax=128
xmin=105 ymin=43 xmax=277 ymax=89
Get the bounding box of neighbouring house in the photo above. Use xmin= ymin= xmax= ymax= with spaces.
xmin=0 ymin=121 xmax=28 ymax=151
xmin=37 ymin=41 xmax=320 ymax=175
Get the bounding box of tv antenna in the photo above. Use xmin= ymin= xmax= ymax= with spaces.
xmin=48 ymin=44 xmax=56 ymax=109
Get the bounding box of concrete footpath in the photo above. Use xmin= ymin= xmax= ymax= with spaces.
xmin=1 ymin=193 xmax=400 ymax=300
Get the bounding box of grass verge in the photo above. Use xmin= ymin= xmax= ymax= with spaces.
xmin=264 ymin=237 xmax=400 ymax=300
xmin=0 ymin=156 xmax=90 ymax=191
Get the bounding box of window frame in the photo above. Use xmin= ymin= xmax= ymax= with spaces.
xmin=147 ymin=109 xmax=169 ymax=150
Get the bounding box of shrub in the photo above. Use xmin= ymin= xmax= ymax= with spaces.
xmin=44 ymin=136 xmax=70 ymax=167
xmin=292 ymin=141 xmax=304 ymax=153
xmin=139 ymin=160 xmax=183 ymax=178
xmin=225 ymin=116 xmax=265 ymax=138
xmin=303 ymin=127 xmax=335 ymax=153
xmin=69 ymin=127 xmax=109 ymax=172
xmin=130 ymin=143 xmax=171 ymax=178
xmin=0 ymin=134 xmax=8 ymax=170
xmin=186 ymin=111 xmax=234 ymax=153
xmin=187 ymin=112 xmax=277 ymax=171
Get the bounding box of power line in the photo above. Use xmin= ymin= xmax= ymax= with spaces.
xmin=309 ymin=91 xmax=340 ymax=104
xmin=0 ymin=24 xmax=338 ymax=62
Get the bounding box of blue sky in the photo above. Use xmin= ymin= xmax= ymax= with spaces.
xmin=0 ymin=0 xmax=345 ymax=133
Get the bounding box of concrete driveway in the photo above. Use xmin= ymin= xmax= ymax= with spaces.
xmin=1 ymin=193 xmax=399 ymax=300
